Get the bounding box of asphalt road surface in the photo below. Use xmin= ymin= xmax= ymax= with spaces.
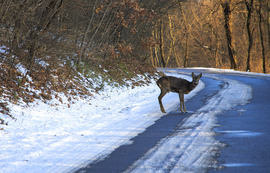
xmin=209 ymin=73 xmax=270 ymax=173
xmin=74 ymin=68 xmax=270 ymax=173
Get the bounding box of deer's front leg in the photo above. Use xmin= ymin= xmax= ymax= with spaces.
xmin=179 ymin=92 xmax=184 ymax=113
xmin=179 ymin=93 xmax=187 ymax=113
xmin=182 ymin=94 xmax=187 ymax=113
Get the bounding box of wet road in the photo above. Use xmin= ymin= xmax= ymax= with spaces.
xmin=209 ymin=74 xmax=270 ymax=173
xmin=174 ymin=68 xmax=270 ymax=173
xmin=74 ymin=68 xmax=270 ymax=173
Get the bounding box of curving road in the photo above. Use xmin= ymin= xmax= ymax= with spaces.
xmin=74 ymin=68 xmax=270 ymax=173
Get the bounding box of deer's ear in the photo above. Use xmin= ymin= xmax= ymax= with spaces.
xmin=192 ymin=72 xmax=195 ymax=78
xmin=198 ymin=73 xmax=202 ymax=78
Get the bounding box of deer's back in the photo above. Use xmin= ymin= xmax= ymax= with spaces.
xmin=157 ymin=76 xmax=190 ymax=93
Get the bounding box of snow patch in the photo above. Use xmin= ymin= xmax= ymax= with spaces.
xmin=0 ymin=46 xmax=8 ymax=54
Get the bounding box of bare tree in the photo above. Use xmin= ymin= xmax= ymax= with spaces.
xmin=244 ymin=0 xmax=254 ymax=72
xmin=258 ymin=0 xmax=266 ymax=73
xmin=220 ymin=0 xmax=237 ymax=69
xmin=159 ymin=17 xmax=166 ymax=67
xmin=267 ymin=1 xmax=270 ymax=55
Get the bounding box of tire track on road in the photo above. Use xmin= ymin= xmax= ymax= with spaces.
xmin=127 ymin=74 xmax=252 ymax=173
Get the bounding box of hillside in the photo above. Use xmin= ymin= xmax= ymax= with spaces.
xmin=0 ymin=45 xmax=158 ymax=126
xmin=0 ymin=0 xmax=163 ymax=125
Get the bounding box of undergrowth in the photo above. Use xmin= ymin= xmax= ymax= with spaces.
xmin=0 ymin=52 xmax=159 ymax=126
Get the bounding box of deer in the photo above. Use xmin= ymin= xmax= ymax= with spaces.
xmin=156 ymin=72 xmax=202 ymax=113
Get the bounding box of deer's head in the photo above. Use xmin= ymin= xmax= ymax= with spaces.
xmin=192 ymin=72 xmax=202 ymax=85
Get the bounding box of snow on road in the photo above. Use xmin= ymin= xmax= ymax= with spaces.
xmin=0 ymin=72 xmax=203 ymax=173
xmin=126 ymin=73 xmax=252 ymax=173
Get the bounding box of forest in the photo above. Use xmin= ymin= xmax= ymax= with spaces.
xmin=0 ymin=0 xmax=270 ymax=112
xmin=1 ymin=0 xmax=269 ymax=71
xmin=150 ymin=0 xmax=270 ymax=73
xmin=1 ymin=0 xmax=270 ymax=72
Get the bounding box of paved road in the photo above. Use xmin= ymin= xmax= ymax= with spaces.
xmin=173 ymin=68 xmax=270 ymax=173
xmin=208 ymin=74 xmax=270 ymax=173
xmin=74 ymin=68 xmax=270 ymax=173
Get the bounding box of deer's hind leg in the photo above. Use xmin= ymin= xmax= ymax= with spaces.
xmin=158 ymin=89 xmax=168 ymax=113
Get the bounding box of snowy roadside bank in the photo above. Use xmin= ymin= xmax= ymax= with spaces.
xmin=0 ymin=72 xmax=204 ymax=173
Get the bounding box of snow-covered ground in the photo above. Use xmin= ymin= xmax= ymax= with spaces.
xmin=0 ymin=71 xmax=203 ymax=173
xmin=1 ymin=68 xmax=268 ymax=173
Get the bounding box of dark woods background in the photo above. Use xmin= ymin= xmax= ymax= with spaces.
xmin=1 ymin=0 xmax=270 ymax=73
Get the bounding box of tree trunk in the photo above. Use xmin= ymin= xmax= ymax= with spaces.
xmin=77 ymin=0 xmax=99 ymax=64
xmin=179 ymin=2 xmax=189 ymax=68
xmin=220 ymin=1 xmax=237 ymax=69
xmin=159 ymin=17 xmax=166 ymax=67
xmin=258 ymin=1 xmax=266 ymax=73
xmin=215 ymin=35 xmax=220 ymax=68
xmin=245 ymin=0 xmax=254 ymax=72
xmin=267 ymin=1 xmax=270 ymax=56
xmin=184 ymin=34 xmax=188 ymax=68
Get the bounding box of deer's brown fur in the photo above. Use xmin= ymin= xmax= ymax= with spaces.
xmin=156 ymin=72 xmax=202 ymax=113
